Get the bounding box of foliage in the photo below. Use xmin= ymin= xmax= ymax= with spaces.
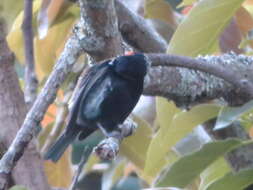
xmin=3 ymin=0 xmax=253 ymax=189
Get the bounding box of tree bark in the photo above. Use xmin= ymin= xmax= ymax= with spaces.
xmin=0 ymin=18 xmax=50 ymax=190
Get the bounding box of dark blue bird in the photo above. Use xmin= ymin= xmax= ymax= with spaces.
xmin=44 ymin=53 xmax=148 ymax=162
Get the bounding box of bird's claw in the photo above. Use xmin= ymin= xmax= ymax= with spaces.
xmin=94 ymin=137 xmax=119 ymax=160
xmin=119 ymin=119 xmax=137 ymax=137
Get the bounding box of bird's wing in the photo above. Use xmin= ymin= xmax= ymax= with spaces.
xmin=64 ymin=60 xmax=111 ymax=135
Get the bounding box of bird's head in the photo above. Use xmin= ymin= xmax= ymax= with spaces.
xmin=110 ymin=53 xmax=148 ymax=80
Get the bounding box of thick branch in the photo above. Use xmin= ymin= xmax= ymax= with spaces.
xmin=22 ymin=0 xmax=38 ymax=106
xmin=148 ymin=53 xmax=253 ymax=99
xmin=115 ymin=0 xmax=167 ymax=53
xmin=77 ymin=0 xmax=123 ymax=61
xmin=144 ymin=53 xmax=253 ymax=107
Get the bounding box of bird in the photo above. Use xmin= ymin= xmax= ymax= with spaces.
xmin=44 ymin=53 xmax=148 ymax=162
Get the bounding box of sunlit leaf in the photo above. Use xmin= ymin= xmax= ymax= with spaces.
xmin=35 ymin=8 xmax=78 ymax=79
xmin=168 ymin=0 xmax=245 ymax=56
xmin=155 ymin=139 xmax=244 ymax=188
xmin=7 ymin=1 xmax=79 ymax=80
xmin=144 ymin=100 xmax=179 ymax=178
xmin=145 ymin=104 xmax=220 ymax=178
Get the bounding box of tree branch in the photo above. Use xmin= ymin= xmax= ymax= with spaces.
xmin=115 ymin=0 xmax=167 ymax=53
xmin=22 ymin=0 xmax=38 ymax=107
xmin=144 ymin=53 xmax=253 ymax=107
xmin=0 ymin=33 xmax=82 ymax=187
xmin=148 ymin=53 xmax=253 ymax=100
xmin=77 ymin=0 xmax=123 ymax=61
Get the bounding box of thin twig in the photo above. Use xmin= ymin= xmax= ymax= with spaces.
xmin=69 ymin=147 xmax=90 ymax=190
xmin=40 ymin=92 xmax=71 ymax=155
xmin=22 ymin=0 xmax=38 ymax=107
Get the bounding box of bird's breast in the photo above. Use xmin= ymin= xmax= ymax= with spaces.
xmin=80 ymin=73 xmax=143 ymax=124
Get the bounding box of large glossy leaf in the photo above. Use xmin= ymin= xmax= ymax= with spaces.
xmin=34 ymin=11 xmax=77 ymax=79
xmin=144 ymin=99 xmax=179 ymax=178
xmin=214 ymin=100 xmax=253 ymax=130
xmin=145 ymin=104 xmax=220 ymax=178
xmin=6 ymin=1 xmax=79 ymax=80
xmin=153 ymin=0 xmax=243 ymax=182
xmin=168 ymin=0 xmax=245 ymax=56
xmin=155 ymin=139 xmax=245 ymax=188
xmin=206 ymin=168 xmax=253 ymax=190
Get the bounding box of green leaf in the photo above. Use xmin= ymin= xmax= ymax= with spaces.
xmin=199 ymin=158 xmax=230 ymax=190
xmin=144 ymin=104 xmax=220 ymax=178
xmin=120 ymin=115 xmax=152 ymax=169
xmin=144 ymin=99 xmax=180 ymax=178
xmin=206 ymin=169 xmax=253 ymax=190
xmin=156 ymin=98 xmax=181 ymax=135
xmin=168 ymin=0 xmax=245 ymax=56
xmin=155 ymin=139 xmax=244 ymax=188
xmin=214 ymin=100 xmax=253 ymax=130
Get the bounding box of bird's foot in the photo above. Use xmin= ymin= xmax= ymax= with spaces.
xmin=94 ymin=137 xmax=119 ymax=160
xmin=118 ymin=118 xmax=137 ymax=137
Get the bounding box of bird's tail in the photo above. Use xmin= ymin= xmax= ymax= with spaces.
xmin=44 ymin=131 xmax=78 ymax=162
